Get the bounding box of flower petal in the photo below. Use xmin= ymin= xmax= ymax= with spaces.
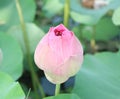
xmin=44 ymin=71 xmax=69 ymax=84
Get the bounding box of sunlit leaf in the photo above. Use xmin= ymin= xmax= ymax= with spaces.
xmin=73 ymin=17 xmax=120 ymax=41
xmin=73 ymin=51 xmax=120 ymax=99
xmin=70 ymin=0 xmax=120 ymax=25
xmin=0 ymin=71 xmax=25 ymax=99
xmin=0 ymin=33 xmax=23 ymax=80
xmin=112 ymin=7 xmax=120 ymax=25
xmin=42 ymin=0 xmax=64 ymax=18
xmin=0 ymin=0 xmax=36 ymax=31
xmin=7 ymin=23 xmax=45 ymax=54
xmin=44 ymin=94 xmax=80 ymax=99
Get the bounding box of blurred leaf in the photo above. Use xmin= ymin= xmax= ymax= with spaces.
xmin=44 ymin=94 xmax=80 ymax=99
xmin=112 ymin=7 xmax=120 ymax=25
xmin=0 ymin=0 xmax=36 ymax=31
xmin=73 ymin=17 xmax=120 ymax=41
xmin=73 ymin=51 xmax=120 ymax=99
xmin=0 ymin=48 xmax=2 ymax=64
xmin=95 ymin=17 xmax=120 ymax=40
xmin=72 ymin=25 xmax=83 ymax=40
xmin=0 ymin=33 xmax=23 ymax=80
xmin=81 ymin=25 xmax=93 ymax=40
xmin=0 ymin=71 xmax=25 ymax=99
xmin=70 ymin=0 xmax=120 ymax=25
xmin=7 ymin=23 xmax=45 ymax=54
xmin=42 ymin=0 xmax=64 ymax=18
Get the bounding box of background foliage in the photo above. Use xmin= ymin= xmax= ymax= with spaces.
xmin=0 ymin=0 xmax=120 ymax=99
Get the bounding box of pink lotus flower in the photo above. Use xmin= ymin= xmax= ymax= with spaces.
xmin=34 ymin=24 xmax=83 ymax=84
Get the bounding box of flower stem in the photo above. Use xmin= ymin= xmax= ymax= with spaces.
xmin=15 ymin=0 xmax=45 ymax=98
xmin=63 ymin=0 xmax=70 ymax=27
xmin=55 ymin=84 xmax=60 ymax=96
xmin=90 ymin=25 xmax=96 ymax=53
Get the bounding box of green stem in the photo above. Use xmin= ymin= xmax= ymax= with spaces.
xmin=15 ymin=0 xmax=45 ymax=98
xmin=90 ymin=25 xmax=96 ymax=53
xmin=63 ymin=0 xmax=70 ymax=27
xmin=25 ymin=88 xmax=31 ymax=99
xmin=55 ymin=84 xmax=60 ymax=96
